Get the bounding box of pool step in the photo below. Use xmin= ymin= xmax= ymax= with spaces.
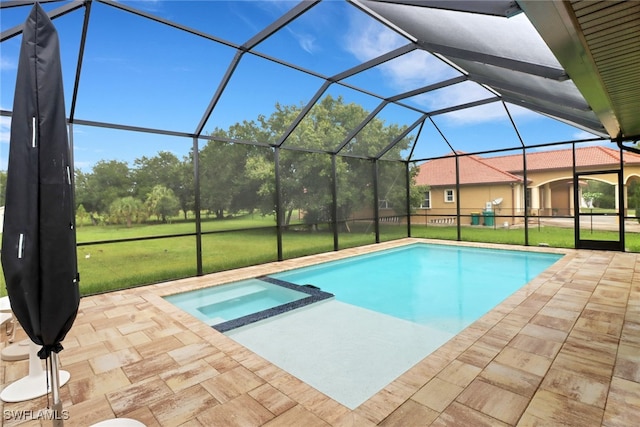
xmin=201 ymin=284 xmax=267 ymax=304
xmin=196 ymin=284 xmax=312 ymax=325
xmin=164 ymin=278 xmax=334 ymax=332
xmin=197 ymin=288 xmax=272 ymax=318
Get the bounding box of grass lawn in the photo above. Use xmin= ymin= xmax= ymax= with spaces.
xmin=2 ymin=217 xmax=639 ymax=297
xmin=411 ymin=223 xmax=640 ymax=250
xmin=75 ymin=213 xmax=282 ymax=243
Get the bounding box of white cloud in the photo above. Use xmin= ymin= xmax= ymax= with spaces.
xmin=1 ymin=57 xmax=16 ymax=71
xmin=285 ymin=27 xmax=316 ymax=54
xmin=573 ymin=130 xmax=601 ymax=140
xmin=344 ymin=11 xmax=455 ymax=91
xmin=114 ymin=0 xmax=163 ymax=13
xmin=297 ymin=34 xmax=316 ymax=54
xmin=1 ymin=117 xmax=10 ymax=171
xmin=255 ymin=0 xmax=296 ymax=14
xmin=344 ymin=10 xmax=506 ymax=124
xmin=235 ymin=0 xmax=297 ymax=36
xmin=439 ymin=102 xmax=505 ymax=125
xmin=344 ymin=11 xmax=456 ymax=88
xmin=0 ymin=116 xmax=11 ymax=145
xmin=415 ymin=80 xmax=491 ymax=109
xmin=381 ymin=51 xmax=455 ymax=93
xmin=344 ymin=13 xmax=405 ymax=62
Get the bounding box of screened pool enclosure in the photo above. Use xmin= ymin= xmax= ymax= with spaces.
xmin=1 ymin=0 xmax=639 ymax=294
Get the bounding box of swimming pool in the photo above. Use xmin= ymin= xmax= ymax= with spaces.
xmin=166 ymin=242 xmax=563 ymax=409
xmin=167 ymin=243 xmax=562 ymax=334
xmin=272 ymin=243 xmax=562 ymax=333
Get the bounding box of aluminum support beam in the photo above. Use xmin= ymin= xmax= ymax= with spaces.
xmin=69 ymin=0 xmax=92 ymax=121
xmin=275 ymin=81 xmax=333 ymax=147
xmin=195 ymin=51 xmax=244 ymax=137
xmin=331 ymin=43 xmax=417 ymax=82
xmin=427 ymin=97 xmax=500 ymax=117
xmin=375 ymin=114 xmax=427 ymax=159
xmin=1 ymin=1 xmax=85 ymax=42
xmin=242 ymin=1 xmax=321 ymax=51
xmin=387 ymin=76 xmax=467 ymax=103
xmin=334 ymin=101 xmax=389 ymax=154
xmin=418 ymin=41 xmax=568 ymax=80
xmin=96 ymin=0 xmax=236 ymax=48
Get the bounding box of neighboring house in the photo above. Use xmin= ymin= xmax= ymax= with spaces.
xmin=414 ymin=146 xmax=640 ymax=225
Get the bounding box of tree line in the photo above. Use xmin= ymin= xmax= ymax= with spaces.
xmin=4 ymin=96 xmax=427 ymax=228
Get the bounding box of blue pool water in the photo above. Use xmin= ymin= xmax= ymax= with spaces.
xmin=212 ymin=243 xmax=562 ymax=409
xmin=164 ymin=279 xmax=313 ymax=328
xmin=273 ymin=244 xmax=562 ymax=333
xmin=166 ymin=243 xmax=562 ymax=334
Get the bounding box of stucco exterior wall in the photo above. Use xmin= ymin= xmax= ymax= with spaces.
xmin=412 ymin=148 xmax=640 ymax=226
xmin=413 ymin=183 xmax=524 ymax=225
xmin=550 ymin=181 xmax=572 ymax=215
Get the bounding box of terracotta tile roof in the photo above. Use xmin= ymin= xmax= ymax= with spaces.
xmin=415 ymin=153 xmax=522 ymax=186
xmin=483 ymin=145 xmax=640 ymax=172
xmin=416 ymin=146 xmax=640 ymax=186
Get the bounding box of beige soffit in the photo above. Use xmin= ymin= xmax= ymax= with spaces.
xmin=519 ymin=0 xmax=640 ymax=141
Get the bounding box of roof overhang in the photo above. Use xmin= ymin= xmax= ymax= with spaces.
xmin=370 ymin=0 xmax=523 ymax=17
xmin=518 ymin=0 xmax=640 ymax=141
xmin=355 ymin=0 xmax=611 ymax=138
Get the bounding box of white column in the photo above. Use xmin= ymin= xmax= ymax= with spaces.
xmin=531 ymin=186 xmax=540 ymax=214
xmin=569 ymin=185 xmax=575 ymax=216
xmin=544 ymin=184 xmax=552 ymax=210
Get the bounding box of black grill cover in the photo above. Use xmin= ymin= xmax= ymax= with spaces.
xmin=1 ymin=3 xmax=80 ymax=359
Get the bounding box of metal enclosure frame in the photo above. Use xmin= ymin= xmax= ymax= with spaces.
xmin=1 ymin=0 xmax=639 ymax=290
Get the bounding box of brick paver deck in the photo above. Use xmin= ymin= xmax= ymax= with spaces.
xmin=1 ymin=239 xmax=638 ymax=426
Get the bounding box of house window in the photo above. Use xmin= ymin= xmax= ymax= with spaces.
xmin=444 ymin=189 xmax=455 ymax=203
xmin=421 ymin=191 xmax=431 ymax=209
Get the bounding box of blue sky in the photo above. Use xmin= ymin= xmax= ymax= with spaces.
xmin=1 ymin=0 xmax=605 ymax=171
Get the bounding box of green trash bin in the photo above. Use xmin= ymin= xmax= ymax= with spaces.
xmin=482 ymin=210 xmax=494 ymax=226
xmin=471 ymin=212 xmax=480 ymax=225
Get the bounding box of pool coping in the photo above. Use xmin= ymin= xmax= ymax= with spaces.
xmin=153 ymin=238 xmax=570 ymax=299
xmin=140 ymin=238 xmax=581 ymax=418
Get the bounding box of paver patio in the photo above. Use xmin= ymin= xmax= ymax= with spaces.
xmin=1 ymin=238 xmax=639 ymax=426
